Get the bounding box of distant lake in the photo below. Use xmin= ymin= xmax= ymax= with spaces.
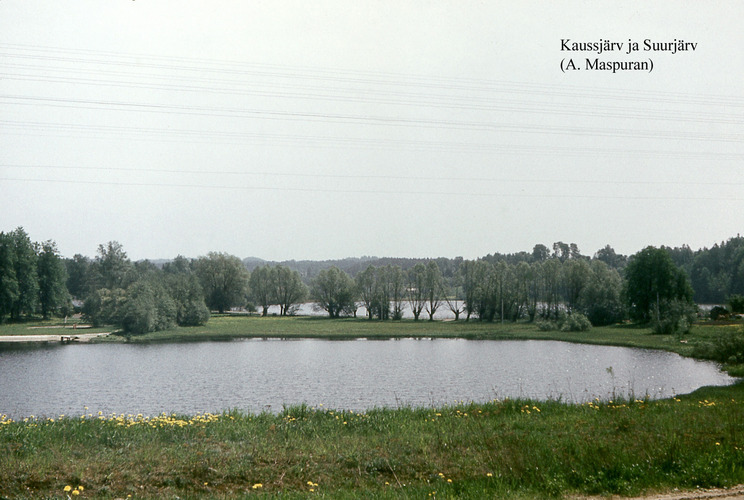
xmin=0 ymin=339 xmax=736 ymax=419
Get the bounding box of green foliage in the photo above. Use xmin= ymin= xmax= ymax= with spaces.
xmin=579 ymin=260 xmax=625 ymax=326
xmin=561 ymin=312 xmax=592 ymax=332
xmin=166 ymin=272 xmax=209 ymax=327
xmin=90 ymin=241 xmax=134 ymax=290
xmin=651 ymin=299 xmax=697 ymax=335
xmin=537 ymin=312 xmax=592 ymax=332
xmin=710 ymin=306 xmax=729 ymax=321
xmin=356 ymin=264 xmax=406 ymax=320
xmin=272 ymin=265 xmax=307 ymax=316
xmin=193 ymin=252 xmax=249 ymax=313
xmin=248 ymin=265 xmax=274 ymax=316
xmin=7 ymin=227 xmax=40 ymax=319
xmin=82 ymin=287 xmax=126 ymax=326
xmin=689 ymin=236 xmax=744 ymax=303
xmin=3 ymin=387 xmax=744 ymax=499
xmin=625 ymin=246 xmax=694 ymax=324
xmin=0 ymin=232 xmax=19 ymax=320
xmin=693 ymin=329 xmax=744 ymax=364
xmin=119 ymin=279 xmax=177 ymax=334
xmin=36 ymin=240 xmax=70 ymax=319
xmin=64 ymin=254 xmax=91 ymax=299
xmin=406 ymin=262 xmax=427 ymax=320
xmin=728 ymin=294 xmax=744 ymax=314
xmin=310 ymin=266 xmax=357 ymax=318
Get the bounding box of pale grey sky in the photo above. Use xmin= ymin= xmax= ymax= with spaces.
xmin=1 ymin=1 xmax=742 ymax=261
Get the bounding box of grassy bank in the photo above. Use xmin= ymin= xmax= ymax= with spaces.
xmin=0 ymin=318 xmax=111 ymax=337
xmin=1 ymin=383 xmax=743 ymax=499
xmin=94 ymin=314 xmax=741 ymax=360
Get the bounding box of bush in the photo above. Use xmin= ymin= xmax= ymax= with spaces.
xmin=693 ymin=330 xmax=744 ymax=364
xmin=536 ymin=312 xmax=591 ymax=332
xmin=728 ymin=294 xmax=744 ymax=314
xmin=560 ymin=313 xmax=592 ymax=332
xmin=710 ymin=306 xmax=730 ymax=321
xmin=537 ymin=320 xmax=558 ymax=331
xmin=651 ymin=299 xmax=697 ymax=335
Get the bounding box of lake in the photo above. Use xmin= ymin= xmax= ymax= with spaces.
xmin=0 ymin=339 xmax=736 ymax=419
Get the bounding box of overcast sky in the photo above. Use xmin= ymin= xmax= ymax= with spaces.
xmin=1 ymin=1 xmax=742 ymax=262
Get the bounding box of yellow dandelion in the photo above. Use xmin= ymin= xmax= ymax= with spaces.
xmin=64 ymin=485 xmax=72 ymax=492
xmin=252 ymin=483 xmax=263 ymax=489
xmin=78 ymin=485 xmax=84 ymax=491
xmin=72 ymin=490 xmax=80 ymax=496
xmin=486 ymin=472 xmax=493 ymax=477
xmin=447 ymin=478 xmax=453 ymax=483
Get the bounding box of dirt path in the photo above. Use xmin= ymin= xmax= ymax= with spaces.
xmin=0 ymin=332 xmax=111 ymax=343
xmin=575 ymin=485 xmax=744 ymax=500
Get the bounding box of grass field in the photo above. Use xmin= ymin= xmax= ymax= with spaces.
xmin=0 ymin=318 xmax=111 ymax=337
xmin=96 ymin=313 xmax=740 ymax=361
xmin=1 ymin=383 xmax=743 ymax=499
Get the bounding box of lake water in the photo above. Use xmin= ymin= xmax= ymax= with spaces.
xmin=0 ymin=339 xmax=736 ymax=419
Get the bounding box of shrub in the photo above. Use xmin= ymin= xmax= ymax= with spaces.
xmin=537 ymin=320 xmax=558 ymax=331
xmin=728 ymin=294 xmax=744 ymax=314
xmin=536 ymin=312 xmax=591 ymax=332
xmin=710 ymin=306 xmax=729 ymax=321
xmin=560 ymin=313 xmax=592 ymax=332
xmin=651 ymin=299 xmax=697 ymax=335
xmin=693 ymin=330 xmax=744 ymax=364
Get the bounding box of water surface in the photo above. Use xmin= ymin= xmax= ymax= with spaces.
xmin=0 ymin=339 xmax=735 ymax=419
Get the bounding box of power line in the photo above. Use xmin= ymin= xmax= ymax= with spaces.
xmin=2 ymin=42 xmax=743 ymax=107
xmin=1 ymin=177 xmax=741 ymax=202
xmin=4 ymin=164 xmax=743 ymax=185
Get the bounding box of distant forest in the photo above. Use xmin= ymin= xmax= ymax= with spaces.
xmin=1 ymin=227 xmax=743 ymax=336
xmin=243 ymin=237 xmax=744 ymax=305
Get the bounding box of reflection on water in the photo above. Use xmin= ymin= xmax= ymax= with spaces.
xmin=0 ymin=339 xmax=736 ymax=419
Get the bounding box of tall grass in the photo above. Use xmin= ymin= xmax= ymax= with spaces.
xmin=2 ymin=382 xmax=743 ymax=499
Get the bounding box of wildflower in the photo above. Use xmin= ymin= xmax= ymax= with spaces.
xmin=78 ymin=486 xmax=84 ymax=491
xmin=486 ymin=472 xmax=493 ymax=477
xmin=252 ymin=483 xmax=263 ymax=489
xmin=72 ymin=490 xmax=80 ymax=496
xmin=447 ymin=478 xmax=452 ymax=483
xmin=64 ymin=486 xmax=72 ymax=492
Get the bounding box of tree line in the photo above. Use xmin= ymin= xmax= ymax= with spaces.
xmin=2 ymin=227 xmax=739 ymax=336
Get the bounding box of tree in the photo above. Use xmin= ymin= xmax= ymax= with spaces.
xmin=625 ymin=246 xmax=695 ymax=333
xmin=441 ymin=274 xmax=465 ymax=321
xmin=119 ymin=279 xmax=177 ymax=334
xmin=460 ymin=259 xmax=488 ymax=321
xmin=91 ymin=241 xmax=134 ymax=290
xmin=406 ymin=263 xmax=427 ymax=320
xmin=561 ymin=258 xmax=590 ymax=313
xmin=272 ymin=265 xmax=307 ymax=316
xmin=65 ymin=254 xmax=91 ymax=300
xmin=36 ymin=240 xmax=70 ymax=319
xmin=424 ymin=261 xmax=443 ymax=321
xmin=248 ymin=265 xmax=275 ymax=316
xmin=0 ymin=232 xmax=19 ymax=321
xmin=164 ymin=265 xmax=209 ymax=326
xmin=532 ymin=244 xmax=550 ymax=262
xmin=82 ymin=287 xmax=126 ymax=326
xmin=594 ymin=245 xmax=627 ymax=270
xmin=8 ymin=227 xmax=39 ymax=319
xmin=355 ymin=265 xmax=377 ymax=320
xmin=193 ymin=252 xmax=250 ymax=313
xmin=311 ymin=267 xmax=356 ymax=318
xmin=539 ymin=258 xmax=561 ymax=319
xmin=579 ymin=260 xmax=625 ymax=326
xmin=368 ymin=265 xmax=405 ymax=320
